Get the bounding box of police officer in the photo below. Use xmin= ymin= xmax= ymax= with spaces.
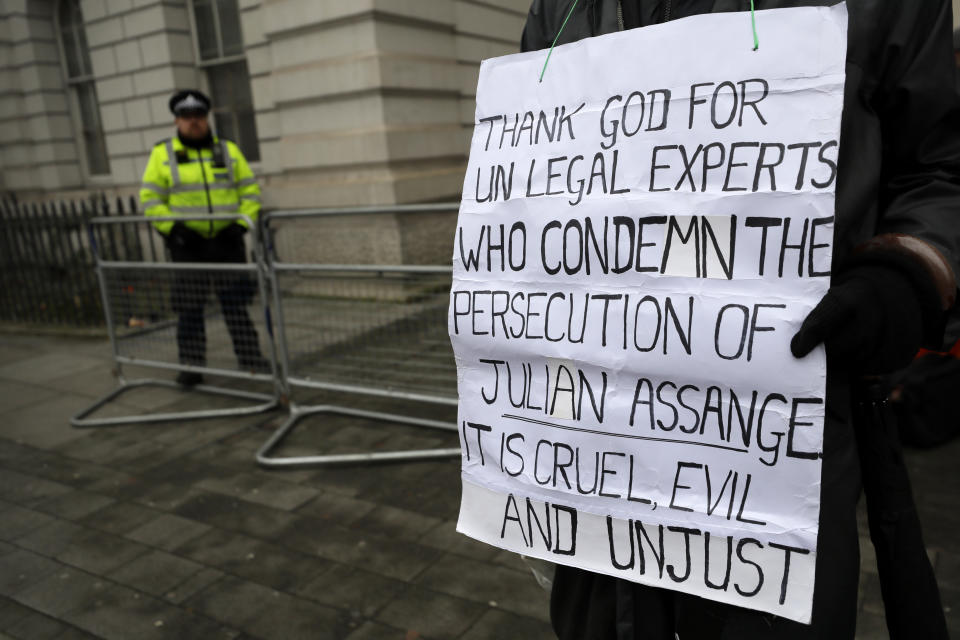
xmin=140 ymin=89 xmax=268 ymax=386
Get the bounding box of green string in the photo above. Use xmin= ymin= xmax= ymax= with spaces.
xmin=750 ymin=0 xmax=759 ymax=50
xmin=539 ymin=0 xmax=580 ymax=83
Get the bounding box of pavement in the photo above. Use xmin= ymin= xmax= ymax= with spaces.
xmin=0 ymin=332 xmax=957 ymax=639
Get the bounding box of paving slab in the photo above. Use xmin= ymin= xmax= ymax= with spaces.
xmin=0 ymin=394 xmax=98 ymax=449
xmin=54 ymin=431 xmax=148 ymax=466
xmin=106 ymin=550 xmax=205 ymax=598
xmin=0 ymin=503 xmax=58 ymax=542
xmin=124 ymin=513 xmax=212 ymax=552
xmin=12 ymin=520 xmax=88 ymax=558
xmin=0 ymin=470 xmax=74 ymax=508
xmin=52 ymin=530 xmax=151 ymax=576
xmin=34 ymin=491 xmax=115 ymax=521
xmin=349 ymin=504 xmax=443 ymax=544
xmin=78 ymin=502 xmax=161 ymax=536
xmin=188 ymin=575 xmax=349 ymax=639
xmin=6 ymin=609 xmax=84 ymax=640
xmin=376 ymin=585 xmax=486 ymax=639
xmin=0 ymin=550 xmax=65 ymax=598
xmin=181 ymin=576 xmax=274 ymax=629
xmin=230 ymin=589 xmax=349 ymax=640
xmin=79 ymin=474 xmax=152 ymax=503
xmin=132 ymin=484 xmax=210 ymax=513
xmin=162 ymin=567 xmax=224 ymax=605
xmin=293 ymin=564 xmax=405 ymax=618
xmin=460 ymin=609 xmax=555 ymax=640
xmin=174 ymin=527 xmax=331 ymax=592
xmin=173 ymin=491 xmax=299 ymax=539
xmin=194 ymin=472 xmax=319 ymax=511
xmin=62 ymin=582 xmax=234 ymax=640
xmin=179 ymin=440 xmax=260 ymax=472
xmin=0 ymin=440 xmax=46 ymax=470
xmin=11 ymin=567 xmax=109 ymax=618
xmin=0 ymin=380 xmax=59 ymax=415
xmin=43 ymin=369 xmax=126 ymax=404
xmin=0 ymin=353 xmax=104 ymax=386
xmin=418 ymin=521 xmax=503 ymax=562
xmin=0 ymin=596 xmax=34 ymax=629
xmin=414 ymin=554 xmax=551 ymax=622
xmin=54 ymin=626 xmax=110 ymax=640
xmin=342 ymin=621 xmax=408 ymax=640
xmin=280 ymin=516 xmax=442 ymax=582
xmin=11 ymin=521 xmax=149 ymax=577
xmin=9 ymin=454 xmax=131 ymax=493
xmin=294 ymin=491 xmax=379 ymax=526
xmin=0 ymin=340 xmax=43 ymax=367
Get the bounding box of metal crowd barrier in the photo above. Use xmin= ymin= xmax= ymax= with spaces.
xmin=71 ymin=215 xmax=281 ymax=427
xmin=254 ymin=205 xmax=460 ymax=467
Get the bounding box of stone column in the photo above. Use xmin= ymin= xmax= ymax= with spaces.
xmin=0 ymin=0 xmax=82 ymax=194
xmin=239 ymin=0 xmax=527 ymax=263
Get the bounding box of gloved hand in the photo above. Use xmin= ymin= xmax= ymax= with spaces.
xmin=790 ymin=264 xmax=924 ymax=374
xmin=218 ymin=222 xmax=248 ymax=242
xmin=166 ymin=222 xmax=204 ymax=252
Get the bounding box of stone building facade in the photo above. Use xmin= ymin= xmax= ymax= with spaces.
xmin=0 ymin=0 xmax=530 ymax=209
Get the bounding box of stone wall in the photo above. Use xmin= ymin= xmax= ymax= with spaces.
xmin=240 ymin=0 xmax=528 ymax=209
xmin=0 ymin=0 xmax=80 ymax=192
xmin=81 ymin=0 xmax=200 ymax=190
xmin=0 ymin=1 xmax=205 ymax=199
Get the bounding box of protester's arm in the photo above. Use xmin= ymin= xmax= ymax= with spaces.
xmin=140 ymin=144 xmax=174 ymax=234
xmin=521 ymin=0 xmax=601 ymax=52
xmin=793 ymin=1 xmax=960 ymax=369
xmin=866 ymin=0 xmax=960 ymax=338
xmin=521 ymin=0 xmax=552 ymax=52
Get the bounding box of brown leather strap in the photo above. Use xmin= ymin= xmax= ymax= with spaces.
xmin=855 ymin=234 xmax=957 ymax=310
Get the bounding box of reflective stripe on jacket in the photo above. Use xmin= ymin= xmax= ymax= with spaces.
xmin=139 ymin=136 xmax=261 ymax=237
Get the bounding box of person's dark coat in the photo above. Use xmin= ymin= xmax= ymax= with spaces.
xmin=520 ymin=1 xmax=960 ymax=638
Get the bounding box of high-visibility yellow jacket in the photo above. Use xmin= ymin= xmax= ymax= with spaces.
xmin=140 ymin=136 xmax=260 ymax=237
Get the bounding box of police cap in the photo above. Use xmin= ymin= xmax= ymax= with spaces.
xmin=169 ymin=89 xmax=211 ymax=116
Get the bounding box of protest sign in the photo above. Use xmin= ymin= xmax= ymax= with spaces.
xmin=449 ymin=4 xmax=847 ymax=624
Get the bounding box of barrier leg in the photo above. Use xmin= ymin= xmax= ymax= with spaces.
xmin=255 ymin=404 xmax=459 ymax=468
xmin=71 ymin=377 xmax=278 ymax=427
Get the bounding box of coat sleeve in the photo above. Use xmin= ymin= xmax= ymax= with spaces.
xmin=521 ymin=0 xmax=553 ymax=52
xmin=140 ymin=144 xmax=173 ymax=235
xmin=872 ymin=0 xmax=960 ymax=307
xmin=520 ymin=0 xmax=603 ymax=53
xmin=230 ymin=142 xmax=261 ymax=228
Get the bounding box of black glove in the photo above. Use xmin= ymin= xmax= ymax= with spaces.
xmin=166 ymin=222 xmax=204 ymax=252
xmin=218 ymin=223 xmax=248 ymax=241
xmin=790 ymin=264 xmax=924 ymax=374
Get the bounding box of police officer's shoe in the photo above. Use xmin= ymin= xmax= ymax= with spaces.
xmin=176 ymin=371 xmax=204 ymax=387
xmin=239 ymin=355 xmax=271 ymax=374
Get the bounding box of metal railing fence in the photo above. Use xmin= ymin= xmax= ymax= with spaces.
xmin=70 ymin=214 xmax=281 ymax=427
xmin=255 ymin=205 xmax=461 ymax=467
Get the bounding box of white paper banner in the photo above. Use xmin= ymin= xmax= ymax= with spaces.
xmin=449 ymin=4 xmax=847 ymax=624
